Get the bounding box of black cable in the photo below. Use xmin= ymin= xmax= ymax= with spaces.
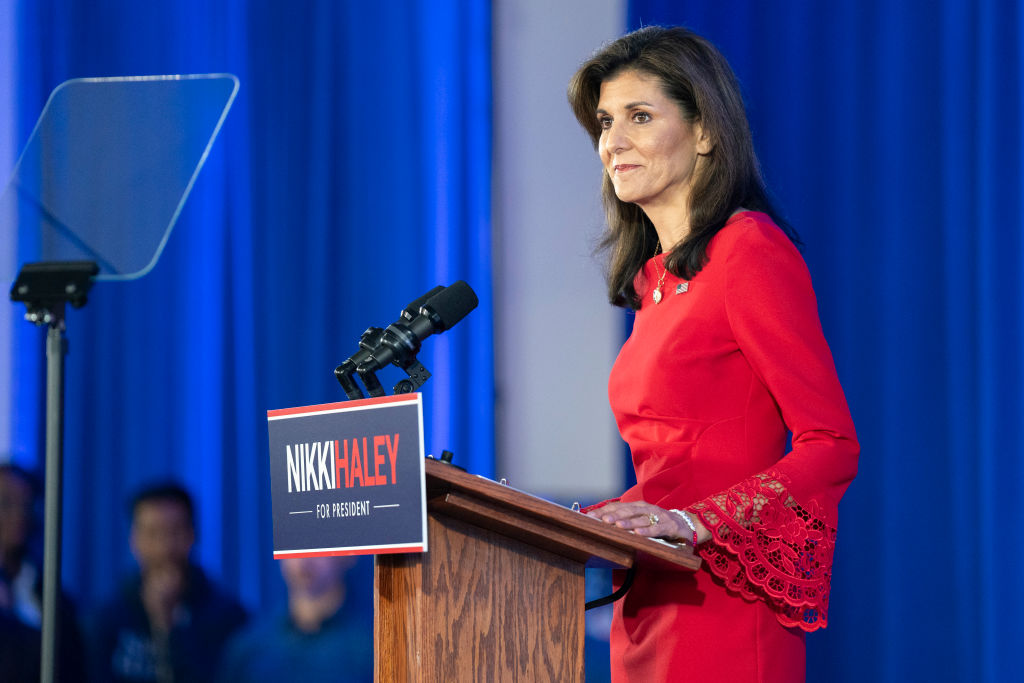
xmin=585 ymin=565 xmax=637 ymax=611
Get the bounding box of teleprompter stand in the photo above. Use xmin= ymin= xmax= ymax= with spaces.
xmin=10 ymin=261 xmax=98 ymax=683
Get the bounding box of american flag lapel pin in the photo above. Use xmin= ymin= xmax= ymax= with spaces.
xmin=676 ymin=282 xmax=689 ymax=294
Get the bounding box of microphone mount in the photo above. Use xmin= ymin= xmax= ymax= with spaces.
xmin=353 ymin=311 xmax=439 ymax=397
xmin=357 ymin=355 xmax=432 ymax=398
xmin=335 ymin=281 xmax=476 ymax=400
xmin=334 ymin=326 xmax=385 ymax=400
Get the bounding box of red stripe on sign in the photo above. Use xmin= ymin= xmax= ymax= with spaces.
xmin=267 ymin=393 xmax=417 ymax=418
xmin=273 ymin=544 xmax=424 ymax=559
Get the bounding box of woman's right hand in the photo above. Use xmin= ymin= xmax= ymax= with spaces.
xmin=587 ymin=500 xmax=705 ymax=544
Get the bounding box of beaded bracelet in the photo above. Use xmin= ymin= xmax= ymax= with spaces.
xmin=671 ymin=509 xmax=698 ymax=548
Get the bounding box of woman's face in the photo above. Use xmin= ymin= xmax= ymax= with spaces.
xmin=596 ymin=70 xmax=709 ymax=214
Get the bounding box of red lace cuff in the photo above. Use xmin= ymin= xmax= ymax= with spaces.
xmin=688 ymin=470 xmax=836 ymax=631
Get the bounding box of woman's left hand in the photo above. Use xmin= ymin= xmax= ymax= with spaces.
xmin=585 ymin=501 xmax=690 ymax=541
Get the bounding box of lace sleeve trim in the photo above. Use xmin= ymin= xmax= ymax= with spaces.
xmin=688 ymin=470 xmax=836 ymax=632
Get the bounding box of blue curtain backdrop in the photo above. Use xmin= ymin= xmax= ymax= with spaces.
xmin=627 ymin=1 xmax=1022 ymax=681
xmin=5 ymin=1 xmax=1024 ymax=681
xmin=3 ymin=0 xmax=493 ymax=611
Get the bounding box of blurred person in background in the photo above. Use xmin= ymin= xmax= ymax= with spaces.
xmin=217 ymin=555 xmax=372 ymax=683
xmin=90 ymin=482 xmax=247 ymax=683
xmin=0 ymin=462 xmax=86 ymax=682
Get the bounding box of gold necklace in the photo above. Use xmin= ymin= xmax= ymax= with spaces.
xmin=652 ymin=242 xmax=667 ymax=304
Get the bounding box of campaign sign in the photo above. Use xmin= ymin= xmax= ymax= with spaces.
xmin=266 ymin=394 xmax=427 ymax=558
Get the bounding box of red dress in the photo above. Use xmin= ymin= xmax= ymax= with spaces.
xmin=598 ymin=211 xmax=859 ymax=682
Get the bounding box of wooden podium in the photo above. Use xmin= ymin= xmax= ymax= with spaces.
xmin=374 ymin=458 xmax=701 ymax=682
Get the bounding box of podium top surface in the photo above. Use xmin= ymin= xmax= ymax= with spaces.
xmin=423 ymin=458 xmax=700 ymax=572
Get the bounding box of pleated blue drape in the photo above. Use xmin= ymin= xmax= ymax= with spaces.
xmin=629 ymin=1 xmax=1023 ymax=681
xmin=6 ymin=2 xmax=1023 ymax=679
xmin=3 ymin=0 xmax=493 ymax=610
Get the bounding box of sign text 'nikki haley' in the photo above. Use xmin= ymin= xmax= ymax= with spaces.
xmin=266 ymin=394 xmax=427 ymax=558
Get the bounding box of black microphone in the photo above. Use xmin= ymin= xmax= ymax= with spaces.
xmin=401 ymin=285 xmax=446 ymax=322
xmin=334 ymin=285 xmax=445 ymax=399
xmin=356 ymin=280 xmax=478 ymax=375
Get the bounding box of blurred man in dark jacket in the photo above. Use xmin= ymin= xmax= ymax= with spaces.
xmin=90 ymin=482 xmax=247 ymax=683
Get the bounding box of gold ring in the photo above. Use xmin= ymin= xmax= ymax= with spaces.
xmin=648 ymin=513 xmax=659 ymax=526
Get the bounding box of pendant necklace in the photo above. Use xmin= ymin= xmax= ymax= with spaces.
xmin=652 ymin=242 xmax=667 ymax=304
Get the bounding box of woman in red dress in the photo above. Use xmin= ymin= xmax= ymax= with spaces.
xmin=568 ymin=27 xmax=859 ymax=682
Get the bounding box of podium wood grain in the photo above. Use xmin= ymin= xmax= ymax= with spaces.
xmin=374 ymin=459 xmax=699 ymax=682
xmin=376 ymin=514 xmax=583 ymax=682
